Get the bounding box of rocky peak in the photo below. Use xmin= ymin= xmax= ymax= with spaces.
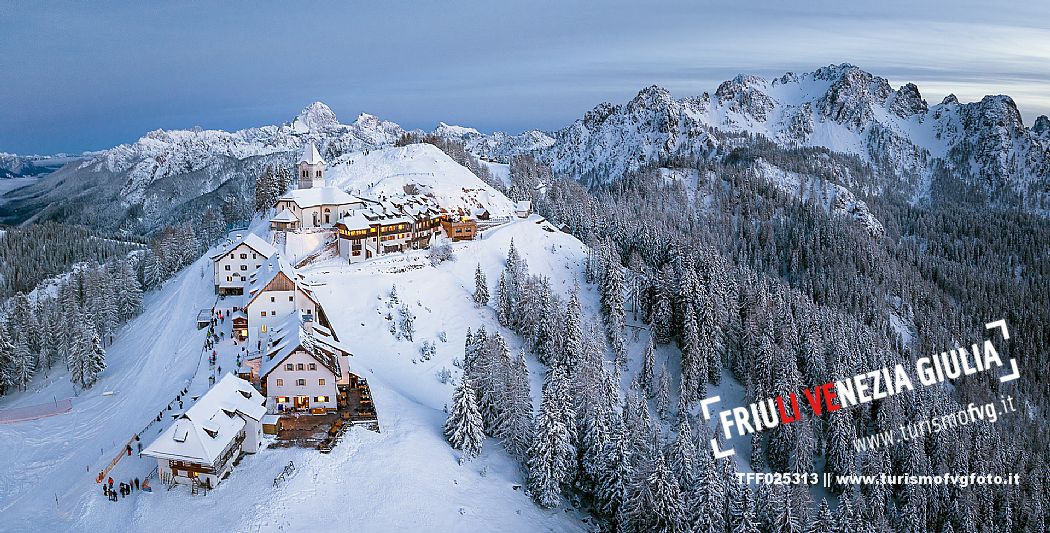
xmin=817 ymin=65 xmax=892 ymax=127
xmin=627 ymin=85 xmax=674 ymax=113
xmin=941 ymin=94 xmax=959 ymax=105
xmin=292 ymin=101 xmax=339 ymax=133
xmin=888 ymin=83 xmax=928 ymax=118
xmin=716 ymin=75 xmax=775 ymax=121
xmin=582 ymin=102 xmax=620 ymax=129
xmin=1034 ymin=115 xmax=1050 ymax=138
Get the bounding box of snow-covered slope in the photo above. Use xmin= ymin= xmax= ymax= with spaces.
xmin=327 ymin=144 xmax=518 ymax=217
xmin=0 ymin=217 xmax=602 ymax=532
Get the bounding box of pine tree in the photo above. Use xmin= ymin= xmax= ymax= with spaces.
xmin=142 ymin=250 xmax=162 ymax=288
xmin=622 ymin=450 xmax=689 ymax=533
xmin=495 ymin=272 xmax=511 ymax=326
xmin=472 ymin=263 xmax=489 ymax=307
xmin=500 ymin=349 xmax=533 ymax=460
xmin=12 ymin=338 xmax=34 ymax=391
xmin=651 ymin=264 xmax=674 ymax=344
xmin=444 ymin=377 xmax=485 ymax=458
xmin=730 ymin=485 xmax=760 ymax=533
xmin=680 ymin=308 xmax=704 ymax=405
xmin=597 ymin=419 xmax=633 ymax=516
xmin=0 ymin=328 xmax=15 ymax=395
xmin=84 ymin=329 xmax=106 ymax=388
xmin=560 ymin=290 xmax=583 ymax=370
xmin=601 ymin=249 xmax=627 ymax=363
xmin=666 ymin=415 xmax=697 ymax=490
xmin=655 ymin=364 xmax=671 ymax=419
xmin=808 ymin=498 xmax=835 ymax=533
xmin=527 ymin=367 xmax=576 ymax=509
xmin=117 ymin=261 xmax=143 ymax=321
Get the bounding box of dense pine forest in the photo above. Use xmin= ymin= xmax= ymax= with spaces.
xmin=441 ymin=143 xmax=1049 ymax=532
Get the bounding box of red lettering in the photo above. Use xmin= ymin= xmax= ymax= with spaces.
xmin=802 ymin=386 xmax=824 ymax=416
xmin=823 ymin=383 xmax=841 ymax=412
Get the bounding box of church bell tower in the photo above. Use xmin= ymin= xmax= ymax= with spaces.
xmin=297 ymin=142 xmax=326 ymax=189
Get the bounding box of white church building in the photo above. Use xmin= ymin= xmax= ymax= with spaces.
xmin=271 ymin=143 xmax=365 ymax=230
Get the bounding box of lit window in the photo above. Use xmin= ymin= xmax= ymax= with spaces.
xmin=276 ymin=379 xmax=284 ymax=386
xmin=276 ymin=396 xmax=288 ymax=403
xmin=318 ymin=378 xmax=325 ymax=386
xmin=260 ymin=311 xmax=266 ymax=317
xmin=315 ymin=396 xmax=328 ymax=402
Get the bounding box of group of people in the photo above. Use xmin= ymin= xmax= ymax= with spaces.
xmin=102 ymin=477 xmax=141 ymax=501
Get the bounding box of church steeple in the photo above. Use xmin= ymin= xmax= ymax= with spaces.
xmin=297 ymin=142 xmax=326 ymax=189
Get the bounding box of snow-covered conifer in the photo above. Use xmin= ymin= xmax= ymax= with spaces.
xmin=444 ymin=377 xmax=485 ymax=458
xmin=472 ymin=263 xmax=489 ymax=307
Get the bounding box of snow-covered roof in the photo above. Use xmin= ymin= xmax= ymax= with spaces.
xmin=298 ymin=142 xmax=325 ymax=165
xmin=244 ymin=257 xmax=297 ymax=304
xmin=278 ymin=186 xmax=364 ymax=209
xmin=141 ymin=374 xmax=265 ymax=465
xmin=270 ymin=208 xmax=299 ymax=223
xmin=210 ymin=233 xmax=278 ymax=261
xmin=260 ymin=317 xmax=350 ymax=380
xmin=515 ymin=200 xmax=532 ymax=211
xmin=336 ymin=211 xmax=374 ymax=231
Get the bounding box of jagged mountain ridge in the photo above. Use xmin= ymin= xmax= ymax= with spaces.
xmin=0 ymin=103 xmax=407 ymax=230
xmin=457 ymin=63 xmax=1050 ymax=212
xmin=5 ymin=64 xmax=1048 ymax=231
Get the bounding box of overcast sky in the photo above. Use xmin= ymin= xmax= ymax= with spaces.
xmin=1 ymin=0 xmax=1048 ymax=154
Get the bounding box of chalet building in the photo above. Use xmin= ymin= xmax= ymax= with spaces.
xmin=259 ymin=317 xmax=352 ymax=413
xmin=270 ymin=143 xmax=367 ymax=230
xmin=514 ymin=200 xmax=532 ymax=218
xmin=241 ymin=258 xmax=331 ymax=349
xmin=210 ymin=233 xmax=278 ymax=295
xmin=439 ymin=209 xmax=478 ymax=242
xmin=141 ymin=373 xmax=266 ymax=489
xmin=334 ymin=196 xmax=441 ymax=263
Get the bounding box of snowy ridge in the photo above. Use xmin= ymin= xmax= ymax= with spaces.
xmin=453 ymin=63 xmax=1050 ymax=212
xmin=327 ymin=144 xmax=518 ymax=217
xmin=71 ymin=102 xmax=406 ymax=206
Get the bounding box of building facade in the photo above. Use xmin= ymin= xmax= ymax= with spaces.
xmin=210 ymin=233 xmax=278 ymax=295
xmin=141 ymin=374 xmax=266 ymax=489
xmin=241 ymin=258 xmax=326 ymax=349
xmin=259 ymin=319 xmax=351 ymax=413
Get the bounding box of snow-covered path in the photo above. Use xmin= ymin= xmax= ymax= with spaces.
xmin=0 ymin=255 xmax=213 ymax=531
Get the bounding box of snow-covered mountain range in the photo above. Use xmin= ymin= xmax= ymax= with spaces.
xmin=3 ymin=63 xmax=1047 ymax=231
xmin=453 ymin=64 xmax=1050 ymax=211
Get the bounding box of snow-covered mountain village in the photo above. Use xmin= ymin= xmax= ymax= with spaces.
xmin=2 ymin=3 xmax=1050 ymax=533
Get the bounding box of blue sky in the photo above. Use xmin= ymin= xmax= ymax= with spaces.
xmin=1 ymin=0 xmax=1048 ymax=154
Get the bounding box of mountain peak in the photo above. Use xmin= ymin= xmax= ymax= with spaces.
xmin=1034 ymin=115 xmax=1050 ymax=137
xmin=292 ymin=101 xmax=339 ymax=133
